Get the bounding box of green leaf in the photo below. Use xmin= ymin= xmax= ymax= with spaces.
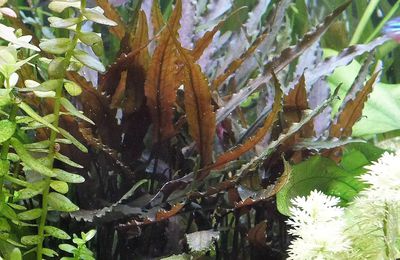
xmin=73 ymin=49 xmax=105 ymax=73
xmin=21 ymin=235 xmax=40 ymax=245
xmin=42 ymin=248 xmax=59 ymax=257
xmin=48 ymin=192 xmax=79 ymax=212
xmin=44 ymin=226 xmax=71 ymax=240
xmin=83 ymin=229 xmax=96 ymax=241
xmin=64 ymin=80 xmax=82 ymax=96
xmin=54 ymin=168 xmax=85 ymax=183
xmin=78 ymin=32 xmax=102 ymax=46
xmin=60 ymin=97 xmax=95 ymax=124
xmin=0 ymin=218 xmax=10 ymax=232
xmin=17 ymin=208 xmax=42 ymax=221
xmin=59 ymin=243 xmax=77 ymax=254
xmin=50 ymin=180 xmax=69 ymax=194
xmin=82 ymin=8 xmax=118 ymax=26
xmin=15 ymin=188 xmax=42 ymax=200
xmin=55 ymin=152 xmax=83 ymax=168
xmin=276 ymin=155 xmax=366 ymax=216
xmin=39 ymin=38 xmax=72 ymax=55
xmin=353 ymin=83 xmax=400 ymax=136
xmin=0 ymin=160 xmax=9 ymax=177
xmin=10 ymin=137 xmax=56 ymax=177
xmin=58 ymin=127 xmax=87 ymax=153
xmin=9 ymin=248 xmax=22 ymax=260
xmin=48 ymin=0 xmax=80 ymax=13
xmin=0 ymin=120 xmax=15 ymax=143
xmin=18 ymin=102 xmax=59 ymax=132
xmin=48 ymin=58 xmax=68 ymax=79
xmin=48 ymin=17 xmax=80 ymax=28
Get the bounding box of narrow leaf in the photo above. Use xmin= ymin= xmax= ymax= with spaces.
xmin=330 ymin=71 xmax=380 ymax=137
xmin=18 ymin=102 xmax=59 ymax=132
xmin=211 ymin=74 xmax=282 ymax=170
xmin=60 ymin=97 xmax=95 ymax=125
xmin=10 ymin=138 xmax=56 ymax=177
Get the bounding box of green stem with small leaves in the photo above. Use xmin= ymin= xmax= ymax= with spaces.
xmin=36 ymin=1 xmax=86 ymax=258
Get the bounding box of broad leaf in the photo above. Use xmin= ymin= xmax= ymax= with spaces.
xmin=17 ymin=209 xmax=42 ymax=221
xmin=73 ymin=50 xmax=105 ymax=73
xmin=50 ymin=181 xmax=69 ymax=194
xmin=48 ymin=0 xmax=80 ymax=13
xmin=186 ymin=230 xmax=219 ymax=253
xmin=44 ymin=226 xmax=71 ymax=240
xmin=39 ymin=38 xmax=72 ymax=55
xmin=83 ymin=7 xmax=118 ymax=26
xmin=48 ymin=192 xmax=79 ymax=212
xmin=21 ymin=235 xmax=40 ymax=245
xmin=0 ymin=119 xmax=15 ymax=143
xmin=94 ymin=0 xmax=125 ymax=39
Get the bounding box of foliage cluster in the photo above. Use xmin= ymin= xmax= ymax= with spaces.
xmin=0 ymin=0 xmax=399 ymax=259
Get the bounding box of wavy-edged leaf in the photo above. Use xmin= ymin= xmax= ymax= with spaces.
xmin=211 ymin=74 xmax=282 ymax=170
xmin=211 ymin=31 xmax=268 ymax=90
xmin=191 ymin=19 xmax=224 ymax=61
xmin=151 ymin=0 xmax=164 ymax=35
xmin=330 ymin=71 xmax=380 ymax=137
xmin=173 ymin=41 xmax=215 ymax=167
xmin=155 ymin=203 xmax=184 ymax=221
xmin=10 ymin=138 xmax=56 ymax=177
xmin=236 ymin=86 xmax=341 ymax=177
xmin=94 ymin=0 xmax=126 ymax=39
xmin=144 ymin=0 xmax=182 ymax=143
xmin=216 ymin=0 xmax=351 ymax=123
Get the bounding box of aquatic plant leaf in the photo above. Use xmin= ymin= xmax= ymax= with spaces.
xmin=144 ymin=0 xmax=182 ymax=143
xmin=330 ymin=71 xmax=380 ymax=137
xmin=211 ymin=73 xmax=282 ymax=170
xmin=216 ymin=0 xmax=351 ymax=123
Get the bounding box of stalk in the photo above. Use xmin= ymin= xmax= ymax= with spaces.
xmin=350 ymin=0 xmax=380 ymax=45
xmin=36 ymin=1 xmax=86 ymax=258
xmin=0 ymin=78 xmax=19 ymax=195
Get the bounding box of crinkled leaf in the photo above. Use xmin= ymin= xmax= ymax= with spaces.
xmin=186 ymin=230 xmax=219 ymax=253
xmin=144 ymin=0 xmax=182 ymax=143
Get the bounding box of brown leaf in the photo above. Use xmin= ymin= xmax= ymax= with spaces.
xmin=144 ymin=0 xmax=183 ymax=143
xmin=130 ymin=10 xmax=151 ymax=71
xmin=173 ymin=40 xmax=216 ymax=168
xmin=330 ymin=71 xmax=380 ymax=137
xmin=191 ymin=20 xmax=224 ymax=61
xmin=211 ymin=74 xmax=283 ymax=170
xmin=110 ymin=70 xmax=127 ymax=108
xmin=247 ymin=221 xmax=268 ymax=248
xmin=95 ymin=0 xmax=126 ymax=40
xmin=216 ymin=0 xmax=351 ymax=123
xmin=151 ymin=0 xmax=165 ymax=35
xmin=211 ymin=31 xmax=268 ymax=90
xmin=155 ymin=203 xmax=184 ymax=221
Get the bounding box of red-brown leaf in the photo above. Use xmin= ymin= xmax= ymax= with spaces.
xmin=211 ymin=74 xmax=283 ymax=170
xmin=144 ymin=0 xmax=183 ymax=143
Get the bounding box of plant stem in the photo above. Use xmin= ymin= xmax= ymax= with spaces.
xmin=350 ymin=0 xmax=380 ymax=45
xmin=366 ymin=0 xmax=400 ymax=43
xmin=36 ymin=1 xmax=86 ymax=258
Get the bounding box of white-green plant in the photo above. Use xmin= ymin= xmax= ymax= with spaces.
xmin=286 ymin=151 xmax=400 ymax=260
